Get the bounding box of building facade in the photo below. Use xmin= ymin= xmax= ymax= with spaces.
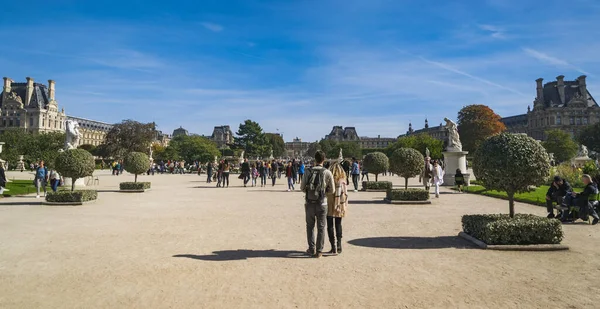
xmin=209 ymin=125 xmax=234 ymax=148
xmin=399 ymin=119 xmax=449 ymax=144
xmin=285 ymin=137 xmax=311 ymax=157
xmin=172 ymin=126 xmax=189 ymax=137
xmin=1 ymin=77 xmax=67 ymax=134
xmin=501 ymin=75 xmax=599 ymax=140
xmin=324 ymin=126 xmax=395 ymax=149
xmin=67 ymin=116 xmax=113 ymax=146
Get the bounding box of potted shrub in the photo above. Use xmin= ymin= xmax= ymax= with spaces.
xmin=119 ymin=152 xmax=151 ymax=192
xmin=461 ymin=133 xmax=564 ymax=248
xmin=47 ymin=149 xmax=97 ymax=204
xmin=389 ymin=148 xmax=423 ymax=190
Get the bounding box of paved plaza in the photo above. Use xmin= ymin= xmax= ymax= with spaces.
xmin=1 ymin=170 xmax=599 ymax=308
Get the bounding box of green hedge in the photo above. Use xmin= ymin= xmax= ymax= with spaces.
xmin=362 ymin=181 xmax=393 ymax=191
xmin=386 ymin=188 xmax=429 ymax=201
xmin=119 ymin=182 xmax=151 ymax=190
xmin=462 ymin=214 xmax=563 ymax=245
xmin=46 ymin=190 xmax=98 ymax=203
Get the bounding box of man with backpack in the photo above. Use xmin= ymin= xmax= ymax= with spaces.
xmin=301 ymin=150 xmax=335 ymax=258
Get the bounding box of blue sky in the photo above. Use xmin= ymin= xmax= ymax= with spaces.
xmin=1 ymin=0 xmax=599 ymax=141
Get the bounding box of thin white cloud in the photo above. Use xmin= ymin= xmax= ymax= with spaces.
xmin=417 ymin=56 xmax=527 ymax=96
xmin=522 ymin=47 xmax=591 ymax=75
xmin=477 ymin=24 xmax=505 ymax=38
xmin=201 ymin=22 xmax=223 ymax=32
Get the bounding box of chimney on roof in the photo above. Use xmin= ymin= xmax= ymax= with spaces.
xmin=2 ymin=77 xmax=12 ymax=99
xmin=25 ymin=77 xmax=36 ymax=106
xmin=48 ymin=80 xmax=56 ymax=101
xmin=535 ymin=78 xmax=544 ymax=102
xmin=425 ymin=118 xmax=429 ymax=129
xmin=556 ymin=75 xmax=565 ymax=104
xmin=577 ymin=75 xmax=588 ymax=101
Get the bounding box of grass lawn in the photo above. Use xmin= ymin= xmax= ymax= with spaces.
xmin=2 ymin=179 xmax=37 ymax=197
xmin=461 ymin=185 xmax=583 ymax=207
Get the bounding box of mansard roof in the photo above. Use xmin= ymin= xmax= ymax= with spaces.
xmin=542 ymin=81 xmax=598 ymax=108
xmin=0 ymin=82 xmax=51 ymax=109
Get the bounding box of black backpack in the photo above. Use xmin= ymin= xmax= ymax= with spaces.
xmin=305 ymin=167 xmax=326 ymax=204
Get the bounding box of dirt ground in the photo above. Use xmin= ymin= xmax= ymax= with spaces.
xmin=1 ymin=170 xmax=599 ymax=309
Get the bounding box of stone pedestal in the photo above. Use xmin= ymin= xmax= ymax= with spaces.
xmin=572 ymin=157 xmax=592 ymax=168
xmin=442 ymin=151 xmax=470 ymax=186
xmin=63 ymin=177 xmax=86 ymax=188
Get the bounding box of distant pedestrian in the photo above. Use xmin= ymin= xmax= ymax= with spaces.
xmin=351 ymin=157 xmax=360 ymax=192
xmin=35 ymin=160 xmax=48 ymax=198
xmin=431 ymin=160 xmax=443 ymax=198
xmin=286 ymin=161 xmax=295 ymax=191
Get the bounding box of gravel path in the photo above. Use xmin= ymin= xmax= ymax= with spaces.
xmin=1 ymin=171 xmax=599 ymax=308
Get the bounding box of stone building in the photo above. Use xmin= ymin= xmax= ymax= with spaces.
xmin=501 ymin=75 xmax=599 ymax=140
xmin=172 ymin=126 xmax=189 ymax=137
xmin=285 ymin=137 xmax=311 ymax=157
xmin=1 ymin=77 xmax=67 ymax=134
xmin=399 ymin=119 xmax=449 ymax=144
xmin=324 ymin=126 xmax=394 ymax=149
xmin=209 ymin=125 xmax=234 ymax=148
xmin=67 ymin=116 xmax=113 ymax=146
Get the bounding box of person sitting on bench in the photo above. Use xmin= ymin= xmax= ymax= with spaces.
xmin=561 ymin=174 xmax=599 ymax=225
xmin=545 ymin=176 xmax=571 ymax=218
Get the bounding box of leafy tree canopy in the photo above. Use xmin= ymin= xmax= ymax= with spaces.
xmin=265 ymin=133 xmax=285 ymax=157
xmin=318 ymin=140 xmax=362 ymax=159
xmin=362 ymin=152 xmax=389 ymax=181
xmin=473 ymin=133 xmax=550 ymax=217
xmin=389 ymin=148 xmax=424 ymax=189
xmin=167 ymin=135 xmax=220 ymax=163
xmin=0 ymin=129 xmax=64 ymax=168
xmin=387 ymin=133 xmax=443 ymax=159
xmin=104 ymin=120 xmax=156 ymax=158
xmin=543 ymin=129 xmax=578 ymax=163
xmin=577 ymin=122 xmax=600 ymax=154
xmin=124 ymin=152 xmax=150 ymax=182
xmin=234 ymin=120 xmax=270 ymax=157
xmin=457 ymin=104 xmax=506 ymax=152
xmin=54 ymin=149 xmax=95 ymax=191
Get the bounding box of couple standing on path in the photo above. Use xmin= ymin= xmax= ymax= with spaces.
xmin=301 ymin=150 xmax=348 ymax=258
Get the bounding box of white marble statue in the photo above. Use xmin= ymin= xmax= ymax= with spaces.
xmin=64 ymin=119 xmax=82 ymax=150
xmin=214 ymin=155 xmax=218 ymax=164
xmin=269 ymin=150 xmax=274 ymax=160
xmin=443 ymin=118 xmax=462 ymax=152
xmin=239 ymin=150 xmax=245 ymax=164
xmin=425 ymin=147 xmax=430 ymax=158
xmin=578 ymin=144 xmax=589 ymax=158
xmin=338 ymin=148 xmax=343 ymax=162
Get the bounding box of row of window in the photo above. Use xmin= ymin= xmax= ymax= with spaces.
xmin=534 ymin=116 xmax=591 ymax=127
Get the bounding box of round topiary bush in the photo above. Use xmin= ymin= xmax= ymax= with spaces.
xmin=124 ymin=152 xmax=150 ymax=183
xmin=55 ymin=149 xmax=95 ymax=191
xmin=362 ymin=152 xmax=389 ymax=181
xmin=473 ymin=133 xmax=551 ymax=217
xmin=389 ymin=148 xmax=424 ymax=189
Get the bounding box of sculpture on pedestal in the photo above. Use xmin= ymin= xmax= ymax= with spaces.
xmin=338 ymin=148 xmax=343 ymax=163
xmin=239 ymin=151 xmax=245 ymax=165
xmin=577 ymin=144 xmax=589 ymax=158
xmin=443 ymin=118 xmax=462 ymax=152
xmin=269 ymin=150 xmax=274 ymax=160
xmin=64 ymin=120 xmax=82 ymax=150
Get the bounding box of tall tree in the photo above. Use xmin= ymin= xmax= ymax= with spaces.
xmin=234 ymin=120 xmax=270 ymax=157
xmin=386 ymin=133 xmax=443 ymax=159
xmin=457 ymin=104 xmax=506 ymax=152
xmin=0 ymin=129 xmax=64 ymax=168
xmin=543 ymin=129 xmax=578 ymax=162
xmin=578 ymin=122 xmax=600 ymax=153
xmin=168 ymin=135 xmax=220 ymax=163
xmin=104 ymin=120 xmax=156 ymax=158
xmin=265 ymin=133 xmax=285 ymax=157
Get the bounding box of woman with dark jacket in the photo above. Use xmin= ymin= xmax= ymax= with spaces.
xmin=562 ymin=174 xmax=599 ymax=224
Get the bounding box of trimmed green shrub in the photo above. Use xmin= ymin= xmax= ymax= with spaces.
xmin=473 ymin=133 xmax=551 ymax=217
xmin=362 ymin=181 xmax=392 ymax=191
xmin=120 ymin=182 xmax=151 ymax=190
xmin=389 ymin=148 xmax=424 ymax=189
xmin=386 ymin=188 xmax=429 ymax=201
xmin=124 ymin=152 xmax=150 ymax=183
xmin=362 ymin=152 xmax=389 ymax=181
xmin=462 ymin=214 xmax=563 ymax=245
xmin=55 ymin=149 xmax=95 ymax=191
xmin=45 ymin=190 xmax=98 ymax=203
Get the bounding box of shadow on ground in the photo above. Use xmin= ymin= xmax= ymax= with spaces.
xmin=348 ymin=236 xmax=475 ymax=249
xmin=173 ymin=249 xmax=310 ymax=261
xmin=348 ymin=200 xmax=387 ymax=205
xmin=0 ymin=201 xmax=43 ymax=206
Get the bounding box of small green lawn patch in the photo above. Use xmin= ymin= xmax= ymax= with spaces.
xmin=461 ymin=185 xmax=583 ymax=207
xmin=2 ymin=180 xmax=37 ymax=197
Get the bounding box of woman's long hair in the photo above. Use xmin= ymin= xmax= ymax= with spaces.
xmin=329 ymin=162 xmax=347 ymax=184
